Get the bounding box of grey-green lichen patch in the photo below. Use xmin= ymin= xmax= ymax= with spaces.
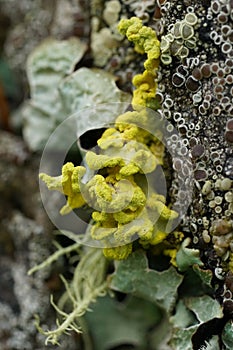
xmin=91 ymin=0 xmax=122 ymax=67
xmin=222 ymin=321 xmax=233 ymax=350
xmin=170 ymin=299 xmax=197 ymax=329
xmin=169 ymin=325 xmax=199 ymax=350
xmin=84 ymin=295 xmax=162 ymax=350
xmin=168 ymin=291 xmax=223 ymax=350
xmin=1 ymin=0 xmax=89 ymax=87
xmin=160 ymin=12 xmax=198 ymax=65
xmin=185 ymin=295 xmax=223 ymax=323
xmin=22 ymin=37 xmax=86 ymax=150
xmin=22 ymin=38 xmax=130 ymax=151
xmin=59 ymin=67 xmax=131 ymax=119
xmin=26 ymin=37 xmax=87 ymax=115
xmin=110 ymin=250 xmax=183 ymax=313
xmin=192 ymin=264 xmax=213 ymax=288
xmin=176 ymin=238 xmax=203 ymax=272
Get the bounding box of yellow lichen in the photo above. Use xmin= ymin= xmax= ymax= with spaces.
xmin=40 ymin=162 xmax=86 ymax=215
xmin=40 ymin=156 xmax=179 ymax=259
xmin=118 ymin=17 xmax=160 ymax=71
xmin=98 ymin=109 xmax=165 ymax=169
xmin=118 ymin=17 xmax=160 ymax=108
xmin=149 ymin=231 xmax=168 ymax=245
xmin=103 ymin=244 xmax=133 ymax=260
xmin=113 ymin=209 xmax=142 ymax=224
xmin=154 ymin=200 xmax=179 ymax=221
xmin=85 ymin=151 xmax=124 ymax=170
xmin=164 ymin=249 xmax=178 ymax=267
xmin=132 ymin=71 xmax=158 ymax=109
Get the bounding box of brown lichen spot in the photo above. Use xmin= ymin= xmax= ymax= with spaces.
xmin=189 ymin=137 xmax=198 ymax=147
xmin=153 ymin=4 xmax=161 ymax=20
xmin=203 ymin=100 xmax=210 ymax=109
xmin=172 ymin=73 xmax=185 ymax=87
xmin=226 ymin=58 xmax=233 ymax=67
xmin=214 ymin=84 xmax=224 ymax=93
xmin=211 ymin=62 xmax=219 ymax=74
xmin=221 ymin=96 xmax=230 ymax=105
xmin=192 ymin=67 xmax=202 ymax=80
xmin=170 ymin=41 xmax=182 ymax=55
xmin=228 ymin=31 xmax=233 ymax=43
xmin=224 ymin=290 xmax=232 ymax=299
xmin=217 ymin=68 xmax=225 ymax=78
xmin=199 ymin=104 xmax=206 ymax=115
xmin=178 ymin=125 xmax=187 ymax=135
xmin=191 ymin=144 xmax=205 ymax=158
xmin=222 ymin=4 xmax=230 ymax=14
xmin=217 ymin=13 xmax=228 ymax=24
xmin=230 ymin=0 xmax=233 ymax=12
xmin=185 ymin=76 xmax=200 ymax=92
xmin=211 ymin=0 xmax=221 ymax=14
xmin=173 ymin=158 xmax=182 ymax=171
xmin=225 ymin=130 xmax=233 ymax=143
xmin=194 ymin=169 xmax=207 ymax=181
xmin=226 ymin=74 xmax=233 ymax=84
xmin=155 ymin=92 xmax=164 ymax=104
xmin=110 ymin=57 xmax=120 ymax=68
xmin=218 ymin=79 xmax=225 ymax=88
xmin=221 ymin=25 xmax=231 ymax=36
xmin=226 ymin=119 xmax=233 ymax=130
xmin=229 ymin=50 xmax=233 ymax=58
xmin=177 ymin=65 xmax=189 ymax=77
xmin=201 ymin=63 xmax=212 ymax=78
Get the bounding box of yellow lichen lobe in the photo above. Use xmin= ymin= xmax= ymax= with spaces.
xmin=118 ymin=17 xmax=160 ymax=109
xmin=118 ymin=17 xmax=160 ymax=64
xmin=39 ymin=173 xmax=63 ymax=192
xmin=164 ymin=249 xmax=178 ymax=267
xmin=132 ymin=71 xmax=157 ymax=108
xmin=40 ymin=162 xmax=86 ymax=214
xmin=85 ymin=151 xmax=124 ymax=170
xmin=103 ymin=243 xmax=133 ymax=260
xmin=149 ymin=230 xmax=168 ymax=245
xmin=155 ymin=200 xmax=179 ymax=221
